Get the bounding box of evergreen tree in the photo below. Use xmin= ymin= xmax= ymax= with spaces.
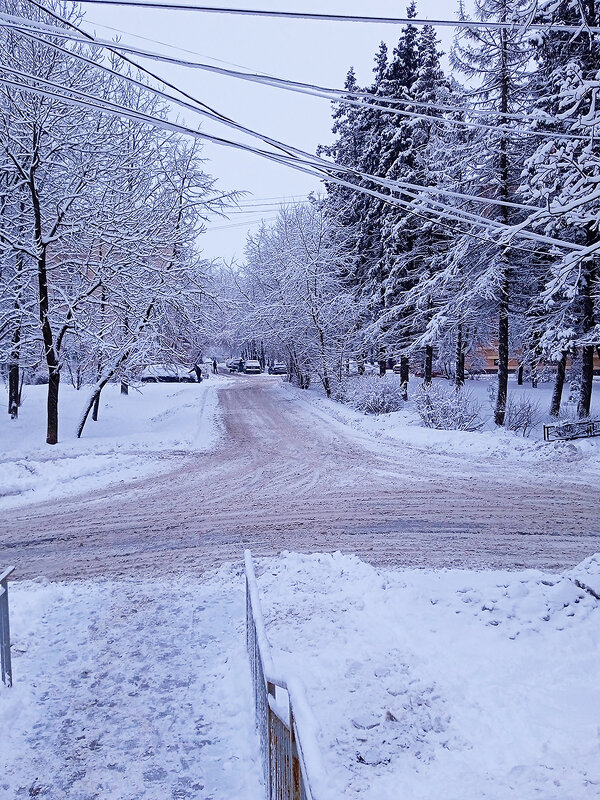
xmin=451 ymin=0 xmax=534 ymax=425
xmin=520 ymin=0 xmax=600 ymax=417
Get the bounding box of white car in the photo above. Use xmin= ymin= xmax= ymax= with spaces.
xmin=140 ymin=364 xmax=195 ymax=383
xmin=244 ymin=359 xmax=262 ymax=375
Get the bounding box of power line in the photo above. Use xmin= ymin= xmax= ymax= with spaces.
xmin=23 ymin=0 xmax=301 ymax=167
xmin=5 ymin=15 xmax=550 ymax=218
xmin=0 ymin=72 xmax=579 ymax=257
xmin=207 ymin=217 xmax=277 ymax=231
xmin=6 ymin=4 xmax=586 ymax=255
xmin=67 ymin=2 xmax=600 ymax=35
xmin=71 ymin=12 xmax=589 ymax=127
xmin=1 ymin=13 xmax=587 ymax=142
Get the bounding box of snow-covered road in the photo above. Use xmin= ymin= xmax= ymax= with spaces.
xmin=0 ymin=376 xmax=597 ymax=580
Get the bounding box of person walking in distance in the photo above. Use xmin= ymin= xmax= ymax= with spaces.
xmin=193 ymin=364 xmax=202 ymax=382
xmin=212 ymin=358 xmax=218 ymax=374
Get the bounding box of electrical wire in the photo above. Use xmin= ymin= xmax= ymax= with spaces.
xmin=5 ymin=20 xmax=550 ymax=218
xmin=0 ymin=11 xmax=590 ymax=142
xmin=57 ymin=12 xmax=594 ymax=127
xmin=7 ymin=3 xmax=588 ymax=256
xmin=207 ymin=216 xmax=277 ymax=230
xmin=0 ymin=72 xmax=580 ymax=257
xmin=65 ymin=2 xmax=600 ymax=35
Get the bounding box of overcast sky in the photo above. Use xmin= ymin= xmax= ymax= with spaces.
xmin=79 ymin=0 xmax=459 ymax=263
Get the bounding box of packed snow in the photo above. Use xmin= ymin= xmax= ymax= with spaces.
xmin=2 ymin=553 xmax=598 ymax=799
xmin=0 ymin=566 xmax=263 ymax=800
xmin=2 ymin=373 xmax=599 ymax=516
xmin=0 ymin=379 xmax=222 ymax=510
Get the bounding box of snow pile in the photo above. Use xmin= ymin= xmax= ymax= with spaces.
xmin=0 ymin=567 xmax=263 ymax=800
xmin=255 ymin=552 xmax=600 ymax=800
xmin=567 ymin=553 xmax=600 ymax=599
xmin=0 ymin=380 xmax=222 ymax=509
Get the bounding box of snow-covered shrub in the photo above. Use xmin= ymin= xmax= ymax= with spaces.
xmin=334 ymin=376 xmax=406 ymax=414
xmin=504 ymin=396 xmax=542 ymax=437
xmin=353 ymin=379 xmax=407 ymax=414
xmin=331 ymin=380 xmax=349 ymax=404
xmin=415 ymin=383 xmax=483 ymax=431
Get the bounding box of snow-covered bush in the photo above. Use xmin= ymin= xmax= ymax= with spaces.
xmin=354 ymin=379 xmax=407 ymax=415
xmin=334 ymin=376 xmax=406 ymax=414
xmin=415 ymin=383 xmax=483 ymax=431
xmin=504 ymin=396 xmax=542 ymax=437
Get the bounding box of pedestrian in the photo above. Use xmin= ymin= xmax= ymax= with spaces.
xmin=194 ymin=364 xmax=202 ymax=382
xmin=212 ymin=358 xmax=218 ymax=374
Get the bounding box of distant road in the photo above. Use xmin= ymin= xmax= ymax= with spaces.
xmin=1 ymin=377 xmax=597 ymax=580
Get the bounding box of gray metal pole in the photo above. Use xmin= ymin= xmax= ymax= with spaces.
xmin=0 ymin=567 xmax=15 ymax=688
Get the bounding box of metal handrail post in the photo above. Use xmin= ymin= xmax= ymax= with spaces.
xmin=0 ymin=566 xmax=15 ymax=687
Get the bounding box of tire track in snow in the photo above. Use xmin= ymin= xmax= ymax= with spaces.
xmin=0 ymin=377 xmax=597 ymax=580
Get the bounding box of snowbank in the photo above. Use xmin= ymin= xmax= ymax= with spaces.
xmin=255 ymin=551 xmax=600 ymax=800
xmin=0 ymin=379 xmax=223 ymax=510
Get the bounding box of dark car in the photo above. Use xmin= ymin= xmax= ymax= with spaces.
xmin=140 ymin=364 xmax=195 ymax=383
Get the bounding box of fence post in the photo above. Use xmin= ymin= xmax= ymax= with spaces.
xmin=0 ymin=567 xmax=15 ymax=688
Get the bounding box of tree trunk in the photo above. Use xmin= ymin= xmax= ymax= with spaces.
xmin=578 ymin=260 xmax=596 ymax=418
xmin=8 ymin=302 xmax=21 ymax=419
xmin=495 ymin=283 xmax=509 ymax=427
xmin=378 ymin=358 xmax=386 ymax=377
xmin=579 ymin=345 xmax=594 ymax=418
xmin=29 ymin=146 xmax=61 ymax=444
xmin=455 ymin=325 xmax=465 ymax=388
xmin=494 ymin=18 xmax=511 ymax=428
xmin=8 ymin=217 xmax=24 ymax=419
xmin=121 ymin=381 xmax=129 ymax=395
xmin=92 ymin=389 xmax=101 ymax=422
xmin=550 ymin=351 xmax=567 ymax=417
xmin=517 ymin=363 xmax=523 ymax=385
xmin=47 ymin=367 xmax=60 ymax=445
xmin=8 ymin=362 xmax=20 ymax=419
xmin=531 ymin=362 xmax=538 ymax=389
xmin=424 ymin=346 xmax=433 ymax=386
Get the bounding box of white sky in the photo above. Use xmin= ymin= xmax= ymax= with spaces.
xmin=79 ymin=1 xmax=457 ymax=263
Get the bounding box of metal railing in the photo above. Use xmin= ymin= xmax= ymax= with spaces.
xmin=544 ymin=418 xmax=600 ymax=442
xmin=0 ymin=566 xmax=15 ymax=687
xmin=245 ymin=550 xmax=322 ymax=800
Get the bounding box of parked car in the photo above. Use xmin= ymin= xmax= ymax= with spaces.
xmin=244 ymin=359 xmax=262 ymax=374
xmin=140 ymin=364 xmax=195 ymax=383
xmin=226 ymin=358 xmax=242 ymax=373
xmin=268 ymin=362 xmax=287 ymax=375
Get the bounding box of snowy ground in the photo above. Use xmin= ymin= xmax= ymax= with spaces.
xmin=258 ymin=552 xmax=600 ymax=800
xmin=2 ymin=553 xmax=598 ymax=799
xmin=281 ymin=374 xmax=600 ymax=472
xmin=0 ymin=379 xmax=222 ymax=510
xmin=0 ymin=566 xmax=263 ymax=800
